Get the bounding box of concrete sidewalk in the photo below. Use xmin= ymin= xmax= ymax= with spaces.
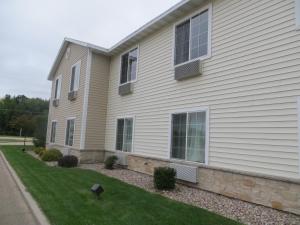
xmin=0 ymin=153 xmax=39 ymax=225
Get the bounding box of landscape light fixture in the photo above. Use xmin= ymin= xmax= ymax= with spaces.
xmin=91 ymin=184 xmax=104 ymax=199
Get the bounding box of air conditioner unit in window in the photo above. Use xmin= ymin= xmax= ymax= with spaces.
xmin=52 ymin=99 xmax=59 ymax=107
xmin=68 ymin=91 xmax=78 ymax=101
xmin=115 ymin=151 xmax=128 ymax=166
xmin=119 ymin=83 xmax=133 ymax=96
xmin=170 ymin=163 xmax=198 ymax=183
xmin=175 ymin=60 xmax=202 ymax=81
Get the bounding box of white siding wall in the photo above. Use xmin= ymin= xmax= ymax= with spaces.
xmin=84 ymin=53 xmax=110 ymax=150
xmin=47 ymin=43 xmax=88 ymax=150
xmin=105 ymin=0 xmax=300 ymax=178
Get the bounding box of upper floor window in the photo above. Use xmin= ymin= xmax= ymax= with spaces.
xmin=65 ymin=118 xmax=75 ymax=146
xmin=174 ymin=6 xmax=210 ymax=66
xmin=120 ymin=48 xmax=138 ymax=85
xmin=54 ymin=76 xmax=61 ymax=99
xmin=70 ymin=61 xmax=81 ymax=92
xmin=170 ymin=109 xmax=208 ymax=164
xmin=116 ymin=117 xmax=134 ymax=152
xmin=50 ymin=121 xmax=57 ymax=143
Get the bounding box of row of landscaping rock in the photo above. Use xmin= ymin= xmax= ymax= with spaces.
xmin=81 ymin=161 xmax=300 ymax=225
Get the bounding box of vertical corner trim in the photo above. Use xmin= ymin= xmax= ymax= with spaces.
xmin=297 ymin=97 xmax=300 ymax=175
xmin=296 ymin=0 xmax=300 ymax=29
xmin=80 ymin=49 xmax=92 ymax=150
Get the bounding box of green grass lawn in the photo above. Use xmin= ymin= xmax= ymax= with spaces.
xmin=1 ymin=146 xmax=240 ymax=225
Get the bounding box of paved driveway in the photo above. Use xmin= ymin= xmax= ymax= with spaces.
xmin=0 ymin=154 xmax=38 ymax=225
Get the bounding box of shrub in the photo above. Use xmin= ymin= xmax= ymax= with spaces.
xmin=38 ymin=149 xmax=46 ymax=158
xmin=58 ymin=155 xmax=78 ymax=168
xmin=154 ymin=167 xmax=176 ymax=190
xmin=41 ymin=149 xmax=63 ymax=162
xmin=104 ymin=155 xmax=118 ymax=169
xmin=34 ymin=147 xmax=44 ymax=155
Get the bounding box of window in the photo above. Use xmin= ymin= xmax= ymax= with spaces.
xmin=54 ymin=76 xmax=61 ymax=99
xmin=50 ymin=121 xmax=57 ymax=143
xmin=70 ymin=61 xmax=80 ymax=92
xmin=120 ymin=48 xmax=138 ymax=85
xmin=171 ymin=110 xmax=208 ymax=163
xmin=116 ymin=117 xmax=134 ymax=152
xmin=65 ymin=118 xmax=75 ymax=146
xmin=175 ymin=8 xmax=210 ymax=65
xmin=296 ymin=0 xmax=300 ymax=29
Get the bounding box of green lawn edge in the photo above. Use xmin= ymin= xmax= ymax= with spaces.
xmin=1 ymin=146 xmax=241 ymax=225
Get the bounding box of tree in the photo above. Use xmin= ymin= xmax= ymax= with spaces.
xmin=33 ymin=114 xmax=48 ymax=147
xmin=0 ymin=95 xmax=49 ymax=137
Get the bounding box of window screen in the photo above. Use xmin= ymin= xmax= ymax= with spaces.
xmin=65 ymin=119 xmax=75 ymax=146
xmin=116 ymin=118 xmax=133 ymax=152
xmin=120 ymin=48 xmax=138 ymax=84
xmin=175 ymin=9 xmax=209 ymax=65
xmin=175 ymin=20 xmax=190 ymax=65
xmin=70 ymin=63 xmax=80 ymax=92
xmin=190 ymin=10 xmax=209 ymax=59
xmin=171 ymin=111 xmax=206 ymax=163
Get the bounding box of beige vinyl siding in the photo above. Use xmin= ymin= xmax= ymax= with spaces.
xmin=47 ymin=43 xmax=88 ymax=150
xmin=105 ymin=0 xmax=300 ymax=178
xmin=84 ymin=53 xmax=110 ymax=150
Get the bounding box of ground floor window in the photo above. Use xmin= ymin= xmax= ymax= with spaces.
xmin=50 ymin=121 xmax=57 ymax=143
xmin=65 ymin=118 xmax=75 ymax=146
xmin=171 ymin=109 xmax=208 ymax=163
xmin=116 ymin=117 xmax=133 ymax=152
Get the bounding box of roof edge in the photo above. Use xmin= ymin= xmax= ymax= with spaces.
xmin=108 ymin=0 xmax=189 ymax=51
xmin=47 ymin=38 xmax=110 ymax=80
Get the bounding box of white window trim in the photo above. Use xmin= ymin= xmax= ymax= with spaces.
xmin=114 ymin=115 xmax=135 ymax=153
xmin=80 ymin=49 xmax=92 ymax=150
xmin=69 ymin=60 xmax=81 ymax=92
xmin=172 ymin=3 xmax=212 ymax=68
xmin=168 ymin=107 xmax=209 ymax=165
xmin=119 ymin=46 xmax=139 ymax=86
xmin=296 ymin=0 xmax=300 ymax=30
xmin=50 ymin=120 xmax=57 ymax=144
xmin=297 ymin=97 xmax=300 ymax=175
xmin=65 ymin=117 xmax=76 ymax=147
xmin=54 ymin=75 xmax=62 ymax=100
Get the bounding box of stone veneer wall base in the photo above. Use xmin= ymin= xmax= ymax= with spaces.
xmin=46 ymin=144 xmax=105 ymax=163
xmin=127 ymin=154 xmax=300 ymax=215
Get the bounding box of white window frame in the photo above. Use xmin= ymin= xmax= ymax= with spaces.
xmin=119 ymin=46 xmax=139 ymax=86
xmin=70 ymin=60 xmax=81 ymax=92
xmin=54 ymin=75 xmax=62 ymax=100
xmin=115 ymin=116 xmax=135 ymax=153
xmin=50 ymin=120 xmax=57 ymax=143
xmin=296 ymin=0 xmax=300 ymax=30
xmin=168 ymin=107 xmax=209 ymax=165
xmin=173 ymin=3 xmax=212 ymax=67
xmin=65 ymin=117 xmax=76 ymax=147
xmin=297 ymin=97 xmax=300 ymax=175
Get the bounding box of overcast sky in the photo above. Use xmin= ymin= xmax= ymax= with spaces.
xmin=0 ymin=0 xmax=180 ymax=99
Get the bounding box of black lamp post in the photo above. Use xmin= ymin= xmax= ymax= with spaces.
xmin=91 ymin=184 xmax=104 ymax=199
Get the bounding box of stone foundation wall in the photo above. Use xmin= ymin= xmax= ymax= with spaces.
xmin=127 ymin=154 xmax=300 ymax=215
xmin=46 ymin=144 xmax=105 ymax=163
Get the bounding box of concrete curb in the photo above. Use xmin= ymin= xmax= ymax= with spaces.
xmin=0 ymin=151 xmax=51 ymax=225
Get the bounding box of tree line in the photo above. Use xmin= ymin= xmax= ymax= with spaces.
xmin=0 ymin=95 xmax=49 ymax=146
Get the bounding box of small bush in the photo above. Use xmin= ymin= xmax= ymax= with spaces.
xmin=41 ymin=149 xmax=63 ymax=162
xmin=58 ymin=155 xmax=78 ymax=168
xmin=38 ymin=149 xmax=46 ymax=157
xmin=104 ymin=155 xmax=118 ymax=169
xmin=34 ymin=147 xmax=44 ymax=155
xmin=154 ymin=167 xmax=176 ymax=190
